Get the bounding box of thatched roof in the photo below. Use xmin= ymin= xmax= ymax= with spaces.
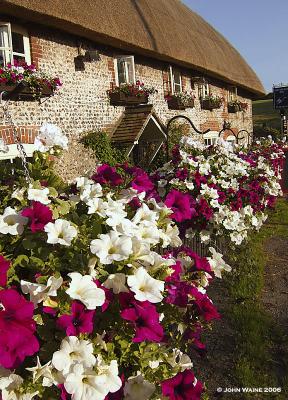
xmin=1 ymin=0 xmax=265 ymax=96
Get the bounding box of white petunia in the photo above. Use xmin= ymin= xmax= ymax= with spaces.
xmin=96 ymin=356 xmax=122 ymax=394
xmin=208 ymin=247 xmax=232 ymax=279
xmin=127 ymin=267 xmax=164 ymax=303
xmin=52 ymin=336 xmax=96 ymax=375
xmin=34 ymin=122 xmax=68 ymax=152
xmin=103 ymin=273 xmax=129 ymax=294
xmin=167 ymin=348 xmax=193 ymax=371
xmin=21 ymin=276 xmax=63 ymax=306
xmin=66 ymin=272 xmax=105 ymax=309
xmin=64 ymin=364 xmax=107 ymax=400
xmin=90 ymin=231 xmax=132 ymax=265
xmin=27 ymin=187 xmax=50 ymax=205
xmin=0 ymin=207 xmax=27 ymax=235
xmin=124 ymin=373 xmax=155 ymax=400
xmin=132 ymin=204 xmax=158 ymax=226
xmin=44 ymin=219 xmax=77 ymax=246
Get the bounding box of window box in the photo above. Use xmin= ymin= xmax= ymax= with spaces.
xmin=228 ymin=103 xmax=240 ymax=113
xmin=165 ymin=92 xmax=195 ymax=110
xmin=201 ymin=96 xmax=223 ymax=111
xmin=109 ymin=91 xmax=148 ymax=106
xmin=0 ymin=81 xmax=54 ymax=101
xmin=167 ymin=96 xmax=195 ymax=110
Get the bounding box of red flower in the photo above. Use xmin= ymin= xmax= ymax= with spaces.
xmin=21 ymin=201 xmax=53 ymax=232
xmin=161 ymin=370 xmax=204 ymax=400
xmin=165 ymin=190 xmax=196 ymax=222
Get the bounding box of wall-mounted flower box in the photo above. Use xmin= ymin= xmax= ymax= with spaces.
xmin=0 ymin=81 xmax=54 ymax=101
xmin=165 ymin=93 xmax=195 ymax=110
xmin=109 ymin=91 xmax=148 ymax=106
xmin=201 ymin=95 xmax=223 ymax=111
xmin=228 ymin=103 xmax=240 ymax=113
xmin=0 ymin=61 xmax=61 ymax=102
xmin=108 ymin=81 xmax=156 ymax=107
xmin=228 ymin=101 xmax=248 ymax=113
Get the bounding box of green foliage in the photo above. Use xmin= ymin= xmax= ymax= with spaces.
xmin=149 ymin=122 xmax=188 ymax=170
xmin=80 ymin=130 xmax=128 ymax=165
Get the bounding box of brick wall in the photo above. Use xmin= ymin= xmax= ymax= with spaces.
xmin=0 ymin=22 xmax=253 ymax=178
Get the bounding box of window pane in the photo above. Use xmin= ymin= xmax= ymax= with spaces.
xmin=117 ymin=58 xmax=126 ymax=85
xmin=0 ymin=49 xmax=5 ymax=65
xmin=126 ymin=59 xmax=134 ymax=84
xmin=173 ymin=69 xmax=181 ymax=92
xmin=174 ymin=83 xmax=182 ymax=93
xmin=12 ymin=31 xmax=24 ymax=54
xmin=0 ymin=25 xmax=9 ymax=48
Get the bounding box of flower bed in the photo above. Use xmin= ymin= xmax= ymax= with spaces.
xmin=108 ymin=81 xmax=156 ymax=106
xmin=153 ymin=137 xmax=285 ymax=246
xmin=0 ymin=125 xmax=231 ymax=400
xmin=0 ymin=123 xmax=285 ymax=400
xmin=0 ymin=61 xmax=62 ymax=101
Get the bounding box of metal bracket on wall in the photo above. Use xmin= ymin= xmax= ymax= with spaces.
xmin=166 ymin=115 xmax=210 ymax=161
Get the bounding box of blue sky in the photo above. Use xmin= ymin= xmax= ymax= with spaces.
xmin=183 ymin=0 xmax=288 ymax=92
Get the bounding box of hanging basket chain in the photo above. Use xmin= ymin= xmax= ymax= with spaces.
xmin=0 ymin=93 xmax=31 ymax=183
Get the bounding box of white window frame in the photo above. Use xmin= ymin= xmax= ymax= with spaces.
xmin=169 ymin=66 xmax=182 ymax=94
xmin=228 ymin=86 xmax=237 ymax=102
xmin=198 ymin=82 xmax=210 ymax=99
xmin=114 ymin=55 xmax=136 ymax=86
xmin=203 ymin=131 xmax=218 ymax=146
xmin=226 ymin=134 xmax=236 ymax=143
xmin=0 ymin=22 xmax=31 ymax=65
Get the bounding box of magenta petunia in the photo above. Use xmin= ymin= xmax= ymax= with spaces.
xmin=0 ymin=288 xmax=39 ymax=368
xmin=161 ymin=369 xmax=204 ymax=400
xmin=120 ymin=293 xmax=164 ymax=342
xmin=131 ymin=172 xmax=154 ymax=193
xmin=57 ymin=301 xmax=95 ymax=336
xmin=165 ymin=190 xmax=196 ymax=222
xmin=0 ymin=255 xmax=10 ymax=287
xmin=91 ymin=164 xmax=123 ymax=186
xmin=21 ymin=201 xmax=53 ymax=232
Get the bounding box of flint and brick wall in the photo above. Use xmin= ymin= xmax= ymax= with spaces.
xmin=0 ymin=22 xmax=253 ymax=178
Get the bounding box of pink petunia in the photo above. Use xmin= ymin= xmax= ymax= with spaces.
xmin=57 ymin=301 xmax=95 ymax=336
xmin=120 ymin=292 xmax=164 ymax=343
xmin=161 ymin=370 xmax=204 ymax=400
xmin=0 ymin=255 xmax=10 ymax=287
xmin=91 ymin=164 xmax=123 ymax=187
xmin=165 ymin=190 xmax=196 ymax=222
xmin=131 ymin=173 xmax=154 ymax=193
xmin=21 ymin=201 xmax=53 ymax=232
xmin=0 ymin=289 xmax=39 ymax=368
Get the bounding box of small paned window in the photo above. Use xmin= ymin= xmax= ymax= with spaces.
xmin=0 ymin=23 xmax=31 ymax=65
xmin=228 ymin=86 xmax=237 ymax=102
xmin=114 ymin=56 xmax=135 ymax=85
xmin=169 ymin=66 xmax=182 ymax=94
xmin=198 ymin=83 xmax=210 ymax=99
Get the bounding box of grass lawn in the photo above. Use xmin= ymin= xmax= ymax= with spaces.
xmin=253 ymin=99 xmax=281 ymax=130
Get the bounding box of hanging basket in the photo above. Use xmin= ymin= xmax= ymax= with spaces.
xmin=0 ymin=81 xmax=54 ymax=101
xmin=109 ymin=92 xmax=148 ymax=106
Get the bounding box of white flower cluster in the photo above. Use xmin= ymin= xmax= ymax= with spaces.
xmin=34 ymin=122 xmax=68 ymax=152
